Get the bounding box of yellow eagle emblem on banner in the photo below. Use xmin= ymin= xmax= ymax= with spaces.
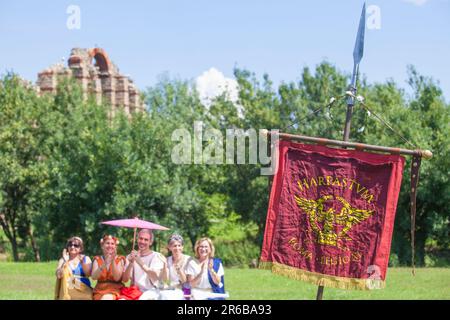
xmin=294 ymin=195 xmax=374 ymax=247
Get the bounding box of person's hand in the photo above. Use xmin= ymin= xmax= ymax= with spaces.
xmin=175 ymin=264 xmax=182 ymax=275
xmin=208 ymin=259 xmax=214 ymax=271
xmin=134 ymin=252 xmax=144 ymax=267
xmin=127 ymin=252 xmax=136 ymax=263
xmin=201 ymin=260 xmax=208 ymax=272
xmin=104 ymin=253 xmax=113 ymax=266
xmin=127 ymin=250 xmax=139 ymax=263
xmin=62 ymin=249 xmax=69 ymax=262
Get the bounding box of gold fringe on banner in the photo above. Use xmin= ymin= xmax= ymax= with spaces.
xmin=259 ymin=261 xmax=385 ymax=291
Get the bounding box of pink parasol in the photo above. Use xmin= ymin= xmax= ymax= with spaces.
xmin=101 ymin=217 xmax=169 ymax=250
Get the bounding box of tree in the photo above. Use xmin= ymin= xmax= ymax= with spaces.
xmin=0 ymin=74 xmax=54 ymax=261
xmin=202 ymin=62 xmax=449 ymax=265
xmin=1 ymin=62 xmax=447 ymax=266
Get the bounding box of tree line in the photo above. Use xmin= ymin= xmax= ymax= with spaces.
xmin=0 ymin=62 xmax=448 ymax=266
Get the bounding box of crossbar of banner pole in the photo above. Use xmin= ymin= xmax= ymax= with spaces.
xmin=264 ymin=131 xmax=433 ymax=160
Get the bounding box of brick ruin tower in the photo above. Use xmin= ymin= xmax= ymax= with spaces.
xmin=36 ymin=48 xmax=145 ymax=115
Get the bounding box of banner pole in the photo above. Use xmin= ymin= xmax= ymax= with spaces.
xmin=318 ymin=2 xmax=366 ymax=301
xmin=316 ymin=285 xmax=324 ymax=300
xmin=268 ymin=132 xmax=432 ymax=160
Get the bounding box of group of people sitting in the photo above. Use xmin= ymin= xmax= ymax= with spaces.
xmin=55 ymin=229 xmax=228 ymax=300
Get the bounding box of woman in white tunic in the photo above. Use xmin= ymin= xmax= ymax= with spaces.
xmin=186 ymin=237 xmax=228 ymax=300
xmin=159 ymin=234 xmax=194 ymax=300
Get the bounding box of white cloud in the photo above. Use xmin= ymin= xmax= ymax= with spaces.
xmin=195 ymin=68 xmax=241 ymax=114
xmin=402 ymin=0 xmax=429 ymax=6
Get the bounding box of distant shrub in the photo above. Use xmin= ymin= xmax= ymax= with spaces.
xmin=389 ymin=253 xmax=400 ymax=267
xmin=214 ymin=239 xmax=260 ymax=268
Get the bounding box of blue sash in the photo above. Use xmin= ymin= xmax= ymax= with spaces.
xmin=207 ymin=258 xmax=225 ymax=295
xmin=71 ymin=256 xmax=92 ymax=288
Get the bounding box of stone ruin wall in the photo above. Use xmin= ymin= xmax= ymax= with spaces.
xmin=36 ymin=48 xmax=145 ymax=115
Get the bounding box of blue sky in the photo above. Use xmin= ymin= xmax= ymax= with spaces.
xmin=1 ymin=0 xmax=449 ymax=101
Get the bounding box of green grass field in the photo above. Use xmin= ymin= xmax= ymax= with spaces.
xmin=0 ymin=262 xmax=449 ymax=300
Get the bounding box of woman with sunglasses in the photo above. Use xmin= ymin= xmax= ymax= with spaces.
xmin=55 ymin=236 xmax=93 ymax=300
xmin=91 ymin=235 xmax=126 ymax=300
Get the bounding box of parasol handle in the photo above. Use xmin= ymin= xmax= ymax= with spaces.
xmin=132 ymin=227 xmax=137 ymax=251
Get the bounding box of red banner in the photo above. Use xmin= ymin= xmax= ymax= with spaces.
xmin=260 ymin=140 xmax=405 ymax=290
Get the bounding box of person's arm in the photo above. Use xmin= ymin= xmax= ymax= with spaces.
xmin=188 ymin=270 xmax=202 ymax=287
xmin=176 ymin=265 xmax=187 ymax=284
xmin=80 ymin=255 xmax=92 ymax=277
xmin=208 ymin=260 xmax=222 ymax=285
xmin=122 ymin=252 xmax=136 ymax=283
xmin=160 ymin=256 xmax=169 ymax=284
xmin=188 ymin=260 xmax=206 ymax=287
xmin=90 ymin=259 xmax=104 ymax=280
xmin=135 ymin=253 xmax=165 ymax=285
xmin=173 ymin=257 xmax=189 ymax=284
xmin=111 ymin=256 xmax=124 ymax=282
xmin=135 ymin=256 xmax=159 ymax=284
xmin=55 ymin=258 xmax=66 ymax=279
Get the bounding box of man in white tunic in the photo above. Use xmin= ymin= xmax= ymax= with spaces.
xmin=122 ymin=229 xmax=166 ymax=300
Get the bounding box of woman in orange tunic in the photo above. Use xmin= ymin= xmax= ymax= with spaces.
xmin=91 ymin=235 xmax=126 ymax=300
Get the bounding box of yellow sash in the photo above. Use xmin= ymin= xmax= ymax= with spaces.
xmin=55 ymin=263 xmax=92 ymax=300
